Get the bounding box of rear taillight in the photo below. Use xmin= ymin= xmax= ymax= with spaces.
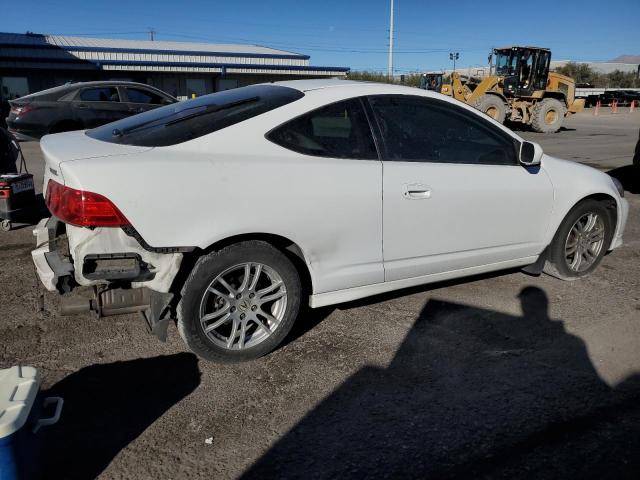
xmin=11 ymin=104 xmax=35 ymax=116
xmin=45 ymin=180 xmax=130 ymax=227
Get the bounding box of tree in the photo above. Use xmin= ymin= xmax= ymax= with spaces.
xmin=554 ymin=63 xmax=638 ymax=88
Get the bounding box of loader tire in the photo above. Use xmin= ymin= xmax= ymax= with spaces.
xmin=473 ymin=94 xmax=507 ymax=123
xmin=531 ymin=98 xmax=566 ymax=133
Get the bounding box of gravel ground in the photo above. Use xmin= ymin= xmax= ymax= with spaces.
xmin=1 ymin=108 xmax=639 ymax=479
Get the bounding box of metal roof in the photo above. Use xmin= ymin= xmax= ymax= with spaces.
xmin=0 ymin=32 xmax=309 ymax=59
xmin=0 ymin=32 xmax=350 ymax=75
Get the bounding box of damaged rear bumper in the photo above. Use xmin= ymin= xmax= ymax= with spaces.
xmin=31 ymin=217 xmax=183 ymax=293
xmin=31 ymin=217 xmax=186 ymax=340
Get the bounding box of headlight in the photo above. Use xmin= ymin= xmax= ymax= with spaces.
xmin=611 ymin=176 xmax=624 ymax=198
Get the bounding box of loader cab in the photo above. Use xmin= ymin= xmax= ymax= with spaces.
xmin=420 ymin=73 xmax=443 ymax=92
xmin=494 ymin=47 xmax=551 ymax=97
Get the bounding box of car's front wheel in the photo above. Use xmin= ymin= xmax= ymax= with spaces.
xmin=544 ymin=199 xmax=614 ymax=280
xmin=177 ymin=241 xmax=301 ymax=363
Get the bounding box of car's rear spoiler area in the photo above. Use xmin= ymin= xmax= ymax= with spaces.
xmin=40 ymin=130 xmax=153 ymax=168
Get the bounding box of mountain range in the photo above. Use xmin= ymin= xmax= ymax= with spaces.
xmin=609 ymin=55 xmax=640 ymax=63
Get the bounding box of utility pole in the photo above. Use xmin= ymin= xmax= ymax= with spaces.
xmin=388 ymin=0 xmax=394 ymax=79
xmin=449 ymin=52 xmax=459 ymax=72
xmin=149 ymin=28 xmax=155 ymax=41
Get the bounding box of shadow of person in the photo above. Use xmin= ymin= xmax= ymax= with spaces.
xmin=241 ymin=287 xmax=640 ymax=480
xmin=42 ymin=353 xmax=201 ymax=479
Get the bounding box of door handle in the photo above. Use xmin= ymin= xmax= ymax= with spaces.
xmin=402 ymin=183 xmax=431 ymax=200
xmin=76 ymin=103 xmax=89 ymax=109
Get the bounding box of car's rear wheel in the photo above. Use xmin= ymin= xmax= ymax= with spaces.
xmin=177 ymin=241 xmax=301 ymax=363
xmin=543 ymin=200 xmax=613 ymax=280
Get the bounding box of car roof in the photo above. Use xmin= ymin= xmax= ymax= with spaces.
xmin=65 ymin=80 xmax=169 ymax=90
xmin=272 ymin=79 xmax=375 ymax=92
xmin=16 ymin=80 xmax=176 ymax=102
xmin=271 ymin=78 xmax=447 ymax=100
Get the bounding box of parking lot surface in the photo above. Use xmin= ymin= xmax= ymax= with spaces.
xmin=1 ymin=109 xmax=639 ymax=479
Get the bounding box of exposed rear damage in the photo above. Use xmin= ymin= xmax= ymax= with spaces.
xmin=33 ymin=129 xmax=187 ymax=340
xmin=32 ymin=217 xmax=184 ymax=339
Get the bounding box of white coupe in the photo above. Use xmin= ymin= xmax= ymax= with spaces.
xmin=32 ymin=79 xmax=628 ymax=362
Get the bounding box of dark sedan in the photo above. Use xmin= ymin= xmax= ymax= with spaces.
xmin=5 ymin=81 xmax=177 ymax=141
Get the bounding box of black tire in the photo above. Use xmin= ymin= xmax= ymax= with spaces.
xmin=531 ymin=98 xmax=566 ymax=133
xmin=473 ymin=94 xmax=507 ymax=123
xmin=177 ymin=240 xmax=301 ymax=363
xmin=543 ymin=199 xmax=614 ymax=280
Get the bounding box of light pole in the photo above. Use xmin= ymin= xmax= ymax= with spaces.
xmin=388 ymin=0 xmax=394 ymax=79
xmin=449 ymin=52 xmax=459 ymax=72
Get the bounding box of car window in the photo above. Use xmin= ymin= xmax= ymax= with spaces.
xmin=266 ymin=98 xmax=378 ymax=160
xmin=126 ymin=87 xmax=165 ymax=105
xmin=369 ymin=95 xmax=517 ymax=166
xmin=86 ymin=84 xmax=304 ymax=147
xmin=79 ymin=87 xmax=120 ymax=102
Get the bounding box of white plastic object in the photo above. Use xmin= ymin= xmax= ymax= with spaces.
xmin=0 ymin=366 xmax=40 ymax=438
xmin=33 ymin=397 xmax=64 ymax=433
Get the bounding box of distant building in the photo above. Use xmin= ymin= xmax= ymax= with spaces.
xmin=0 ymin=32 xmax=349 ymax=102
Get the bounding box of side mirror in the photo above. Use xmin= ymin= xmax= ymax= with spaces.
xmin=519 ymin=141 xmax=543 ymax=166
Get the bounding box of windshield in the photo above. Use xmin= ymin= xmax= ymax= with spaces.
xmin=495 ymin=51 xmax=518 ymax=77
xmin=86 ymin=84 xmax=304 ymax=147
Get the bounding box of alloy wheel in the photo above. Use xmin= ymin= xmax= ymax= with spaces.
xmin=199 ymin=262 xmax=287 ymax=350
xmin=564 ymin=212 xmax=606 ymax=272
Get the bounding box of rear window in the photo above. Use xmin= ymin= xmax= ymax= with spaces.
xmin=86 ymin=85 xmax=304 ymax=147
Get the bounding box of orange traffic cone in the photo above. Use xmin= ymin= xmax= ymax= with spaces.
xmin=594 ymin=100 xmax=600 ymax=116
xmin=611 ymin=100 xmax=617 ymax=113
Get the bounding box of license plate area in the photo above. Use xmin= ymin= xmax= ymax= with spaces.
xmin=12 ymin=178 xmax=34 ymax=194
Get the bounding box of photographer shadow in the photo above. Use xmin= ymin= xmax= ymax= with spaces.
xmin=242 ymin=287 xmax=640 ymax=479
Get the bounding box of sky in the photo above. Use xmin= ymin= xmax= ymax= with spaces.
xmin=3 ymin=0 xmax=640 ymax=73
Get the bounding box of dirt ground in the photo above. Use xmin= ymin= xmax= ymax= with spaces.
xmin=1 ymin=108 xmax=639 ymax=479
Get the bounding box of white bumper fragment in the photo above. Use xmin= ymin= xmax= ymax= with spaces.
xmin=31 ymin=218 xmax=58 ymax=292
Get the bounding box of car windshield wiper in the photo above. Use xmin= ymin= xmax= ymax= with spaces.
xmin=111 ymin=96 xmax=260 ymax=138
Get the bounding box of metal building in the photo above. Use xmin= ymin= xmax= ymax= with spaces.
xmin=0 ymin=32 xmax=349 ymax=101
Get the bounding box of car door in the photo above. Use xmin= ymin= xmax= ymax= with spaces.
xmin=368 ymin=94 xmax=554 ymax=282
xmin=122 ymin=86 xmax=171 ymax=114
xmin=72 ymin=86 xmax=131 ymax=128
xmin=266 ymin=97 xmax=384 ymax=292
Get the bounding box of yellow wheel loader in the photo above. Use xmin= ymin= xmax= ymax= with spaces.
xmin=437 ymin=47 xmax=585 ymax=133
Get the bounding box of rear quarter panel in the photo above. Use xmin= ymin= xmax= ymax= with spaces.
xmin=58 ymin=104 xmax=385 ymax=295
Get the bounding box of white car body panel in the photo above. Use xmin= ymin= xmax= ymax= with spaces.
xmin=35 ymin=80 xmax=628 ymax=307
xmin=382 ymin=161 xmax=554 ymax=281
